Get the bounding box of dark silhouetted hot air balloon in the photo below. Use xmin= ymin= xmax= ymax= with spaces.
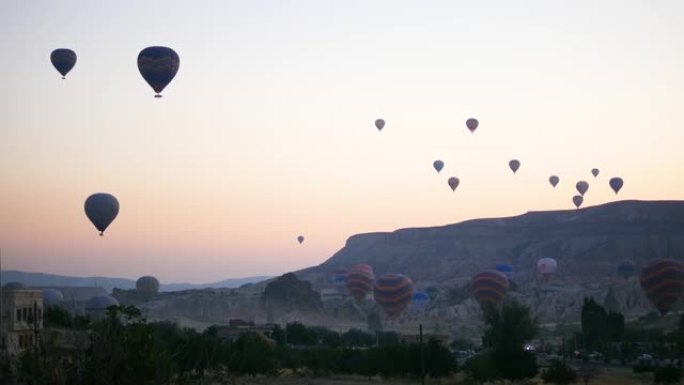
xmin=375 ymin=119 xmax=385 ymax=131
xmin=84 ymin=193 xmax=119 ymax=236
xmin=136 ymin=276 xmax=160 ymax=298
xmin=425 ymin=285 xmax=440 ymax=301
xmin=591 ymin=168 xmax=600 ymax=177
xmin=471 ymin=270 xmax=509 ymax=308
xmin=297 ymin=235 xmax=304 ymax=244
xmin=576 ymin=181 xmax=589 ymax=196
xmin=537 ymin=258 xmax=558 ymax=282
xmin=374 ymin=273 xmax=414 ymax=318
xmin=411 ymin=291 xmax=430 ymax=311
xmin=549 ymin=175 xmax=559 ymax=188
xmin=609 ymin=177 xmax=624 ymax=194
xmin=640 ymin=259 xmax=684 ymax=315
xmin=433 ymin=160 xmax=444 ymax=173
xmin=138 ymin=46 xmax=180 ymax=97
xmin=448 ymin=177 xmax=460 ymax=191
xmin=617 ymin=260 xmax=636 ymax=279
xmin=572 ymin=195 xmax=583 ymax=208
xmin=51 ymin=49 xmax=77 ymax=79
xmin=346 ymin=264 xmax=374 ymax=303
xmin=466 ymin=118 xmax=479 ymax=133
xmin=495 ymin=263 xmax=514 ymax=279
xmin=509 ymin=159 xmax=520 ymax=174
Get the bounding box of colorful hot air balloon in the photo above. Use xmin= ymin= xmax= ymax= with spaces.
xmin=591 ymin=168 xmax=600 ymax=177
xmin=495 ymin=263 xmax=514 ymax=279
xmin=609 ymin=177 xmax=624 ymax=194
xmin=50 ymin=49 xmax=77 ymax=79
xmin=509 ymin=159 xmax=520 ymax=174
xmin=448 ymin=177 xmax=460 ymax=191
xmin=537 ymin=258 xmax=558 ymax=282
xmin=471 ymin=270 xmax=509 ymax=308
xmin=433 ymin=160 xmax=444 ymax=173
xmin=84 ymin=193 xmax=119 ymax=236
xmin=549 ymin=175 xmax=560 ymax=188
xmin=375 ymin=119 xmax=385 ymax=131
xmin=617 ymin=260 xmax=636 ymax=279
xmin=374 ymin=273 xmax=414 ymax=318
xmin=136 ymin=276 xmax=160 ymax=298
xmin=576 ymin=181 xmax=589 ymax=196
xmin=411 ymin=291 xmax=430 ymax=311
xmin=297 ymin=235 xmax=304 ymax=244
xmin=640 ymin=259 xmax=684 ymax=315
xmin=572 ymin=195 xmax=583 ymax=208
xmin=346 ymin=264 xmax=375 ymax=303
xmin=466 ymin=118 xmax=479 ymax=133
xmin=137 ymin=46 xmax=180 ymax=97
xmin=330 ymin=268 xmax=349 ymax=294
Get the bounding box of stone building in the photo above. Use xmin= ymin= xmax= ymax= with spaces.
xmin=1 ymin=288 xmax=44 ymax=356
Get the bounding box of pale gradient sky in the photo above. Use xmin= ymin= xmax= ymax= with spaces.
xmin=1 ymin=1 xmax=683 ymax=283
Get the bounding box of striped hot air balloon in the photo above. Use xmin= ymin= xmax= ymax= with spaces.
xmin=374 ymin=274 xmax=414 ymax=318
xmin=346 ymin=264 xmax=375 ymax=303
xmin=471 ymin=270 xmax=509 ymax=308
xmin=640 ymin=259 xmax=684 ymax=315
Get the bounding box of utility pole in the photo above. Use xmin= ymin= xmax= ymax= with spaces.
xmin=420 ymin=323 xmax=425 ymax=385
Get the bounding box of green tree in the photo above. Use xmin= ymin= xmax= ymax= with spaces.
xmin=463 ymin=354 xmax=500 ymax=385
xmin=542 ymin=359 xmax=578 ymax=385
xmin=654 ymin=366 xmax=682 ymax=384
xmin=581 ymin=297 xmax=608 ymax=350
xmin=482 ymin=300 xmax=539 ymax=382
xmin=228 ymin=332 xmax=278 ymax=376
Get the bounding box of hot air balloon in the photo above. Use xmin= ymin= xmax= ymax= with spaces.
xmin=617 ymin=260 xmax=636 ymax=279
xmin=137 ymin=46 xmax=180 ymax=97
xmin=43 ymin=289 xmax=64 ymax=307
xmin=549 ymin=175 xmax=559 ymax=188
xmin=572 ymin=195 xmax=583 ymax=208
xmin=591 ymin=168 xmax=600 ymax=177
xmin=471 ymin=270 xmax=509 ymax=308
xmin=433 ymin=160 xmax=444 ymax=173
xmin=640 ymin=259 xmax=684 ymax=315
xmin=411 ymin=291 xmax=430 ymax=311
xmin=330 ymin=268 xmax=349 ymax=294
xmin=50 ymin=49 xmax=77 ymax=79
xmin=297 ymin=235 xmax=304 ymax=244
xmin=84 ymin=193 xmax=119 ymax=236
xmin=346 ymin=264 xmax=375 ymax=303
xmin=375 ymin=119 xmax=385 ymax=131
xmin=609 ymin=177 xmax=623 ymax=194
xmin=136 ymin=276 xmax=160 ymax=298
xmin=495 ymin=263 xmax=514 ymax=279
xmin=576 ymin=181 xmax=589 ymax=196
xmin=537 ymin=258 xmax=558 ymax=282
xmin=374 ymin=273 xmax=414 ymax=318
xmin=448 ymin=177 xmax=460 ymax=191
xmin=425 ymin=285 xmax=440 ymax=301
xmin=466 ymin=118 xmax=479 ymax=133
xmin=509 ymin=159 xmax=520 ymax=174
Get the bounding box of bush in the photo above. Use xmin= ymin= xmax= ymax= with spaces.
xmin=542 ymin=360 xmax=577 ymax=385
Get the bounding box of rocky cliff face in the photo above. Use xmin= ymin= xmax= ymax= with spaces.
xmin=300 ymin=200 xmax=684 ymax=323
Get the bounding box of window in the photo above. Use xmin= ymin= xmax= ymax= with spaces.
xmin=16 ymin=309 xmax=21 ymax=321
xmin=22 ymin=308 xmax=27 ymax=321
xmin=19 ymin=335 xmax=24 ymax=348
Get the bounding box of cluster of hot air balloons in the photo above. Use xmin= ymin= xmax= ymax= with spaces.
xmin=51 ymin=46 xmax=180 ymax=97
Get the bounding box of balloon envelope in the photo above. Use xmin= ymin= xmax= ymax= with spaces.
xmin=136 ymin=276 xmax=160 ymax=297
xmin=576 ymin=181 xmax=589 ymax=196
xmin=43 ymin=289 xmax=64 ymax=307
xmin=375 ymin=119 xmax=385 ymax=131
xmin=509 ymin=159 xmax=520 ymax=174
xmin=495 ymin=263 xmax=514 ymax=279
xmin=617 ymin=260 xmax=636 ymax=278
xmin=572 ymin=195 xmax=583 ymax=208
xmin=297 ymin=235 xmax=304 ymax=244
xmin=640 ymin=259 xmax=684 ymax=315
xmin=591 ymin=168 xmax=600 ymax=177
xmin=448 ymin=177 xmax=460 ymax=191
xmin=50 ymin=49 xmax=76 ymax=78
xmin=549 ymin=175 xmax=560 ymax=188
xmin=537 ymin=258 xmax=558 ymax=280
xmin=84 ymin=193 xmax=119 ymax=236
xmin=425 ymin=286 xmax=440 ymax=301
xmin=433 ymin=160 xmax=444 ymax=173
xmin=411 ymin=291 xmax=430 ymax=311
xmin=374 ymin=273 xmax=414 ymax=318
xmin=346 ymin=264 xmax=375 ymax=303
xmin=471 ymin=270 xmax=509 ymax=308
xmin=466 ymin=118 xmax=479 ymax=133
xmin=609 ymin=177 xmax=624 ymax=194
xmin=138 ymin=46 xmax=180 ymax=97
